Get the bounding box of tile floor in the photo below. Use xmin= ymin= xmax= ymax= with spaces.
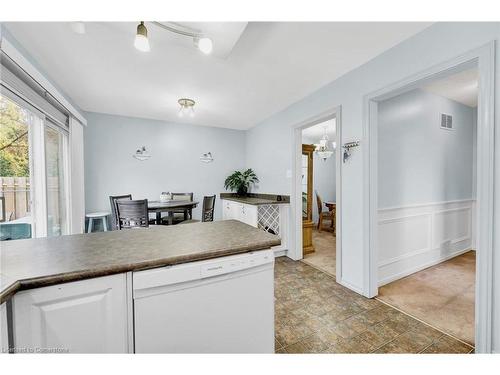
xmin=274 ymin=257 xmax=474 ymax=354
xmin=302 ymin=229 xmax=336 ymax=277
xmin=378 ymin=251 xmax=475 ymax=345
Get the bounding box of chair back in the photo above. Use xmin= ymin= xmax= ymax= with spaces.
xmin=171 ymin=192 xmax=193 ymax=201
xmin=202 ymin=195 xmax=216 ymax=222
xmin=116 ymin=199 xmax=149 ymax=229
xmin=109 ymin=194 xmax=132 ymax=230
xmin=315 ymin=190 xmax=323 ymax=214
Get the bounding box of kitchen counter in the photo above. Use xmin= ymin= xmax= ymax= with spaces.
xmin=220 ymin=193 xmax=290 ymax=206
xmin=0 ymin=220 xmax=280 ymax=304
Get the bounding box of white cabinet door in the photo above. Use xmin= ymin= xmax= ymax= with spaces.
xmin=222 ymin=200 xmax=236 ymax=220
xmin=13 ymin=274 xmax=129 ymax=353
xmin=240 ymin=204 xmax=258 ymax=227
xmin=1 ymin=303 xmax=8 ymax=354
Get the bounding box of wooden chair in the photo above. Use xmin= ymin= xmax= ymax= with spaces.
xmin=162 ymin=192 xmax=194 ymax=224
xmin=315 ymin=191 xmax=334 ymax=233
xmin=179 ymin=195 xmax=216 ymax=224
xmin=109 ymin=194 xmax=132 ymax=230
xmin=116 ymin=199 xmax=149 ymax=229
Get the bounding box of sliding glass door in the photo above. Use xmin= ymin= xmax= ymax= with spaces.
xmin=0 ymin=94 xmax=69 ymax=240
xmin=0 ymin=95 xmax=34 ymax=240
xmin=45 ymin=123 xmax=68 ymax=237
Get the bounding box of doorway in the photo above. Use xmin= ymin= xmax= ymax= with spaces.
xmin=290 ymin=106 xmax=342 ymax=280
xmin=375 ymin=67 xmax=478 ymax=346
xmin=301 ymin=120 xmax=338 ymax=277
xmin=363 ymin=43 xmax=495 ymax=353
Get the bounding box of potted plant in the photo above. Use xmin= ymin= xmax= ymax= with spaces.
xmin=224 ymin=169 xmax=259 ymax=196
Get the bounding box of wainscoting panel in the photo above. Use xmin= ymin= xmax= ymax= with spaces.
xmin=378 ymin=200 xmax=474 ymax=286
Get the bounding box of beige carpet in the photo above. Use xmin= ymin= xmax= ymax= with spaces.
xmin=302 ymin=229 xmax=336 ymax=277
xmin=378 ymin=251 xmax=475 ymax=345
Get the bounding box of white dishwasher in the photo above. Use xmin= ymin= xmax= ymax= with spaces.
xmin=133 ymin=249 xmax=275 ymax=353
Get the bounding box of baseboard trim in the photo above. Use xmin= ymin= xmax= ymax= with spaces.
xmin=379 ymin=247 xmax=472 ymax=286
xmin=273 ymin=249 xmax=287 ymax=258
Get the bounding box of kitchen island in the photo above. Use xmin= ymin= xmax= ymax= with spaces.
xmin=0 ymin=220 xmax=280 ymax=353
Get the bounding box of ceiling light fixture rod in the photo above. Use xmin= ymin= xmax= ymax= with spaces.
xmin=151 ymin=22 xmax=203 ymax=39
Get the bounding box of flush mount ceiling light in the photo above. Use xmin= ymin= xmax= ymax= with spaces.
xmin=134 ymin=21 xmax=150 ymax=52
xmin=314 ymin=127 xmax=334 ymax=161
xmin=133 ymin=22 xmax=213 ymax=54
xmin=178 ymin=98 xmax=196 ymax=118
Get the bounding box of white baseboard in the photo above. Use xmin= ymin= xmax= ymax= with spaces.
xmin=338 ymin=278 xmax=365 ymax=296
xmin=378 ymin=199 xmax=475 ymax=286
xmin=273 ymin=249 xmax=287 ymax=258
xmin=379 ymin=247 xmax=471 ymax=286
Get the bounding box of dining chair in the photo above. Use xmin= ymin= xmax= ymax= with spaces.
xmin=116 ymin=199 xmax=149 ymax=229
xmin=162 ymin=192 xmax=194 ymax=224
xmin=315 ymin=191 xmax=334 ymax=233
xmin=179 ymin=195 xmax=216 ymax=224
xmin=109 ymin=194 xmax=132 ymax=230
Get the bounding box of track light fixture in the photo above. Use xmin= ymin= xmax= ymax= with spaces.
xmin=134 ymin=21 xmax=150 ymax=52
xmin=133 ymin=22 xmax=213 ymax=54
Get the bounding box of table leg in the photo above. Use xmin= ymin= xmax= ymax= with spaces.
xmin=103 ymin=217 xmax=108 ymax=232
xmin=184 ymin=209 xmax=188 ymax=221
xmin=87 ymin=218 xmax=93 ymax=233
xmin=156 ymin=211 xmax=161 ymax=225
xmin=168 ymin=211 xmax=174 ymax=225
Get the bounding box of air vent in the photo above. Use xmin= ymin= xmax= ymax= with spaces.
xmin=440 ymin=113 xmax=453 ymax=130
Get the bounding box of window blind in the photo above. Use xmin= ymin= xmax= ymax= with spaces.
xmin=0 ymin=52 xmax=69 ymax=129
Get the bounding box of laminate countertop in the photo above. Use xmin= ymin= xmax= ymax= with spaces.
xmin=0 ymin=220 xmax=280 ymax=304
xmin=221 ymin=197 xmax=290 ymax=205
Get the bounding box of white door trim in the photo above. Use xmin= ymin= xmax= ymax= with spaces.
xmin=289 ymin=106 xmax=343 ymax=281
xmin=363 ymin=41 xmax=495 ymax=353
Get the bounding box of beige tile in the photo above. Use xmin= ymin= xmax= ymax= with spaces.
xmin=284 ymin=333 xmax=329 ymax=354
xmin=420 ymin=335 xmax=473 ymax=354
xmin=378 ymin=251 xmax=475 ymax=345
xmin=274 ymin=254 xmax=473 ymax=355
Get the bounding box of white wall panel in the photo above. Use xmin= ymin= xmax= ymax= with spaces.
xmin=378 ymin=200 xmax=474 ymax=286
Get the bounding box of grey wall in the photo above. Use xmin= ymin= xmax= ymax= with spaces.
xmin=302 ymin=137 xmax=336 ymax=223
xmin=84 ymin=112 xmax=246 ymax=220
xmin=245 ymin=22 xmax=500 ymax=351
xmin=378 ymin=89 xmax=475 ymax=208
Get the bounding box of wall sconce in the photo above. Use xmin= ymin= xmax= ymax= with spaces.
xmin=133 ymin=146 xmax=151 ymax=161
xmin=343 ymin=141 xmax=360 ymax=163
xmin=200 ymin=152 xmax=214 ymax=163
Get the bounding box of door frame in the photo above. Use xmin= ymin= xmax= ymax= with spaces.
xmin=289 ymin=105 xmax=343 ymax=280
xmin=363 ymin=41 xmax=495 ymax=353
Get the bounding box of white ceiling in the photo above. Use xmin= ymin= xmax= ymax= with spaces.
xmin=4 ymin=22 xmax=432 ymax=130
xmin=421 ymin=68 xmax=478 ymax=107
xmin=302 ymin=118 xmax=336 ymax=143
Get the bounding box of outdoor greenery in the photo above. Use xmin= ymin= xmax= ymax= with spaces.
xmin=0 ymin=96 xmax=30 ymax=177
xmin=224 ymin=168 xmax=259 ymax=196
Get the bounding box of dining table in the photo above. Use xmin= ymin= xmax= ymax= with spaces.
xmin=147 ymin=200 xmax=199 ymax=225
xmin=324 ymin=201 xmax=336 ymax=235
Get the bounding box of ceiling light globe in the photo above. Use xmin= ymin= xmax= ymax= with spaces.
xmin=134 ymin=34 xmax=150 ymax=52
xmin=198 ymin=37 xmax=213 ymax=54
xmin=134 ymin=22 xmax=150 ymax=52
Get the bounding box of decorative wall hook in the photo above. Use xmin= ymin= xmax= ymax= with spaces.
xmin=200 ymin=152 xmax=214 ymax=163
xmin=342 ymin=141 xmax=360 ymax=163
xmin=133 ymin=146 xmax=151 ymax=161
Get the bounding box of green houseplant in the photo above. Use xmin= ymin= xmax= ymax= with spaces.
xmin=224 ymin=169 xmax=259 ymax=196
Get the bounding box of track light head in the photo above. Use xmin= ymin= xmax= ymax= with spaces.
xmin=134 ymin=21 xmax=150 ymax=52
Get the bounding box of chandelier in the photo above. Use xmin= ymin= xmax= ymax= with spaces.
xmin=315 ymin=127 xmax=335 ymax=161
